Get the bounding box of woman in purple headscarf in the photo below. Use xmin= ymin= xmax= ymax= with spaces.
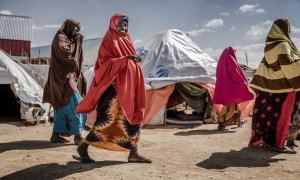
xmin=213 ymin=47 xmax=254 ymax=130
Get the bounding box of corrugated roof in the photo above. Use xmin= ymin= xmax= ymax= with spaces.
xmin=0 ymin=14 xmax=32 ymax=41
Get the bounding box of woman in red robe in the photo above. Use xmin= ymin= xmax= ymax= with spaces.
xmin=73 ymin=13 xmax=151 ymax=163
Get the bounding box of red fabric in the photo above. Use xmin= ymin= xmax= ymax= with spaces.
xmin=0 ymin=39 xmax=31 ymax=57
xmin=276 ymin=91 xmax=296 ymax=148
xmin=213 ymin=47 xmax=253 ymax=105
xmin=76 ymin=13 xmax=146 ymax=125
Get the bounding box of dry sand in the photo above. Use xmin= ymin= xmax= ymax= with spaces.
xmin=1 ymin=119 xmax=300 ymax=180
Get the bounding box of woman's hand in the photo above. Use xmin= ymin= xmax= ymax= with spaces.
xmin=128 ymin=55 xmax=142 ymax=62
xmin=67 ymin=72 xmax=78 ymax=92
xmin=75 ymin=33 xmax=83 ymax=44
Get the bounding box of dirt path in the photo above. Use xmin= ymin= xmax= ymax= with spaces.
xmin=0 ymin=120 xmax=300 ymax=180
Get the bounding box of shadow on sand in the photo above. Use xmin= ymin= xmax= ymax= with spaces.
xmin=144 ymin=124 xmax=200 ymax=130
xmin=2 ymin=161 xmax=126 ymax=180
xmin=174 ymin=129 xmax=236 ymax=136
xmin=197 ymin=147 xmax=285 ymax=169
xmin=0 ymin=121 xmax=25 ymax=127
xmin=0 ymin=140 xmax=72 ymax=153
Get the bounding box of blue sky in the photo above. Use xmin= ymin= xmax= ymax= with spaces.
xmin=1 ymin=0 xmax=300 ymax=67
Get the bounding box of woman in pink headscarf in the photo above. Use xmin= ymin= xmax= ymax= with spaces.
xmin=213 ymin=47 xmax=254 ymax=130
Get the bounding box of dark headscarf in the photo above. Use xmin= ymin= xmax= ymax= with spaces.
xmin=58 ymin=19 xmax=81 ymax=39
xmin=43 ymin=19 xmax=86 ymax=108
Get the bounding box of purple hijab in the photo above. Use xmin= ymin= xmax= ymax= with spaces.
xmin=213 ymin=47 xmax=253 ymax=105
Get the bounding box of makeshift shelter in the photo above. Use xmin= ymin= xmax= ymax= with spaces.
xmin=135 ymin=29 xmax=218 ymax=125
xmin=0 ymin=49 xmax=49 ymax=123
xmin=136 ymin=29 xmax=217 ymax=89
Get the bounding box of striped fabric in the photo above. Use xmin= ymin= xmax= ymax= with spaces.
xmin=249 ymin=18 xmax=300 ymax=93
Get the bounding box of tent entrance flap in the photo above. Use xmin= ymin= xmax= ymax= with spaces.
xmin=0 ymin=84 xmax=20 ymax=121
xmin=166 ymin=82 xmax=212 ymax=124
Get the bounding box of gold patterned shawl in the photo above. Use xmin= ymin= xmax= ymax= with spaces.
xmin=249 ymin=18 xmax=300 ymax=93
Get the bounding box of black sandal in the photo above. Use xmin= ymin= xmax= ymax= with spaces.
xmin=50 ymin=136 xmax=71 ymax=143
xmin=72 ymin=155 xmax=95 ymax=163
xmin=128 ymin=156 xmax=152 ymax=163
xmin=217 ymin=123 xmax=227 ymax=131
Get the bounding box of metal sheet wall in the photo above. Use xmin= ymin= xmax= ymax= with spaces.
xmin=0 ymin=39 xmax=31 ymax=57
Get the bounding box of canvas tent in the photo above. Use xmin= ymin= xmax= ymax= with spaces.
xmin=135 ymin=29 xmax=219 ymax=125
xmin=0 ymin=49 xmax=49 ymax=123
xmin=136 ymin=29 xmax=217 ymax=89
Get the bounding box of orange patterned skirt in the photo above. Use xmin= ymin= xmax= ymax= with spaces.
xmin=83 ymin=85 xmax=141 ymax=151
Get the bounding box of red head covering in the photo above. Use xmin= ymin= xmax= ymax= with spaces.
xmin=213 ymin=47 xmax=253 ymax=105
xmin=76 ymin=13 xmax=146 ymax=125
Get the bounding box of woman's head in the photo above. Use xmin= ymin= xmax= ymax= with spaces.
xmin=59 ymin=19 xmax=81 ymax=38
xmin=117 ymin=18 xmax=128 ymax=36
xmin=273 ymin=18 xmax=291 ymax=37
xmin=109 ymin=14 xmax=129 ymax=36
xmin=264 ymin=18 xmax=300 ymax=60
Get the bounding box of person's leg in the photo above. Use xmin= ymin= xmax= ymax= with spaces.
xmin=50 ymin=110 xmax=70 ymax=143
xmin=72 ymin=142 xmax=95 ymax=163
xmin=128 ymin=148 xmax=152 ymax=163
xmin=217 ymin=105 xmax=240 ymax=130
xmin=287 ymin=98 xmax=300 ymax=148
xmin=275 ymin=91 xmax=297 ymax=154
xmin=249 ymin=91 xmax=268 ymax=147
xmin=73 ymin=87 xmax=115 ymax=163
xmin=218 ymin=122 xmax=226 ymax=130
xmin=287 ymin=117 xmax=300 ymax=148
xmin=72 ymin=130 xmax=103 ymax=163
xmin=50 ymin=132 xmax=70 ymax=143
xmin=74 ymin=134 xmax=84 ymax=146
xmin=64 ymin=92 xmax=87 ymax=145
xmin=217 ymin=106 xmax=228 ymax=130
xmin=77 ymin=142 xmax=90 ymax=158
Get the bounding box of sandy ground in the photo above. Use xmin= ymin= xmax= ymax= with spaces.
xmin=1 ymin=118 xmax=300 ymax=180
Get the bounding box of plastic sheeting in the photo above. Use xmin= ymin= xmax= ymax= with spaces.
xmin=84 ymin=66 xmax=95 ymax=91
xmin=136 ymin=29 xmax=217 ymax=89
xmin=0 ymin=49 xmax=49 ymax=122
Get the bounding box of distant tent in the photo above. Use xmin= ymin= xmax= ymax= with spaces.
xmin=0 ymin=49 xmax=49 ymax=123
xmin=136 ymin=29 xmax=218 ymax=125
xmin=136 ymin=29 xmax=217 ymax=89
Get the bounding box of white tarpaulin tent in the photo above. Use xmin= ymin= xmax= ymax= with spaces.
xmin=134 ymin=29 xmax=218 ymax=125
xmin=0 ymin=49 xmax=49 ymax=122
xmin=135 ymin=29 xmax=217 ymax=89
